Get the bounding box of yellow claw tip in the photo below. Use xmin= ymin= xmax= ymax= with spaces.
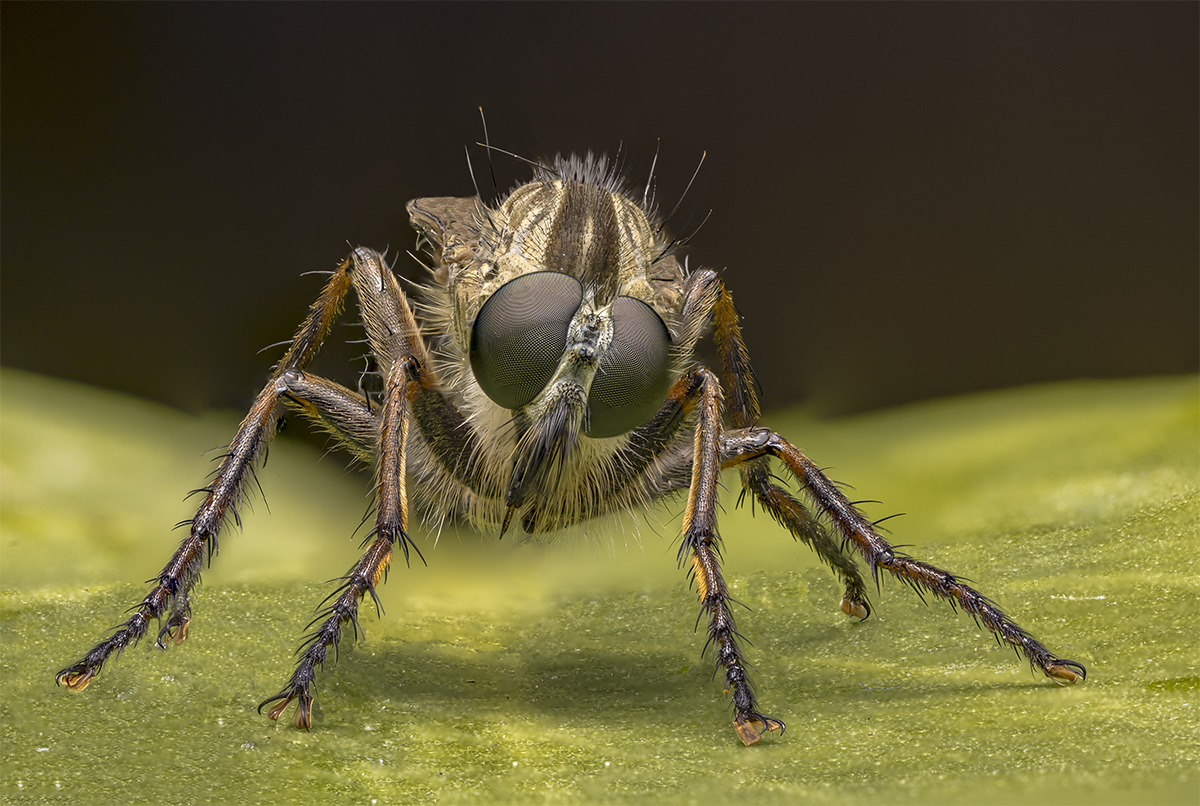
xmin=840 ymin=595 xmax=869 ymax=620
xmin=734 ymin=716 xmax=784 ymax=746
xmin=266 ymin=698 xmax=291 ymax=722
xmin=265 ymin=693 xmax=314 ymax=730
xmin=169 ymin=618 xmax=190 ymax=645
xmin=735 ymin=722 xmax=763 ymax=746
xmin=57 ymin=670 xmax=96 ymax=691
xmin=1048 ymin=665 xmax=1083 ymax=685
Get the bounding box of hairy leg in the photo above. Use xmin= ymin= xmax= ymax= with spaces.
xmin=259 ymin=360 xmax=419 ymax=728
xmin=723 ymin=426 xmax=1086 ymax=684
xmin=56 ymin=254 xmax=357 ymax=691
xmin=677 ymin=367 xmax=785 ymax=745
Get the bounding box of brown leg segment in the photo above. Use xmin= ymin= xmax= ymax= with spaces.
xmin=276 ymin=370 xmax=378 ymax=466
xmin=259 ymin=360 xmax=417 ymax=728
xmin=677 ymin=366 xmax=785 ymax=746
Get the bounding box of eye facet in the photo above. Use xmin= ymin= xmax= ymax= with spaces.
xmin=470 ymin=272 xmax=583 ymax=409
xmin=586 ymin=296 xmax=673 ymax=438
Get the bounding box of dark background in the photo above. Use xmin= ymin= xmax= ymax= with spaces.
xmin=3 ymin=2 xmax=1196 ymax=418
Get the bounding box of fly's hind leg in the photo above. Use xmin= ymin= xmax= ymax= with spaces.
xmin=725 ymin=426 xmax=1087 ymax=686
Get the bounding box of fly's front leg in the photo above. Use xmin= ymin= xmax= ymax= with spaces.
xmin=257 ymin=247 xmax=437 ymax=728
xmin=676 ymin=366 xmax=784 ymax=746
xmin=259 ymin=358 xmax=419 ymax=728
xmin=56 ymin=256 xmax=356 ymax=692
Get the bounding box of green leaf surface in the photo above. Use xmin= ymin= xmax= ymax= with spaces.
xmin=2 ymin=368 xmax=1197 ymax=805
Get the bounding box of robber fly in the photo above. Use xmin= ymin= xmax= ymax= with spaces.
xmin=57 ymin=148 xmax=1085 ymax=745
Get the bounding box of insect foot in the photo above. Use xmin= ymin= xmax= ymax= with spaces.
xmin=839 ymin=594 xmax=870 ymax=621
xmin=734 ymin=713 xmax=787 ymax=747
xmin=55 ymin=665 xmax=96 ymax=692
xmin=259 ymin=682 xmax=316 ymax=731
xmin=1046 ymin=661 xmax=1087 ymax=685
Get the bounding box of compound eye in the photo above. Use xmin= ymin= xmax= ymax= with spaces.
xmin=470 ymin=272 xmax=583 ymax=409
xmin=586 ymin=297 xmax=673 ymax=438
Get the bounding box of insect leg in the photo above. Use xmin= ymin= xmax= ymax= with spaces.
xmin=676 ymin=366 xmax=785 ymax=746
xmin=728 ymin=453 xmax=873 ymax=620
xmin=259 ymin=359 xmax=418 ymax=729
xmin=56 ymin=255 xmax=357 ymax=692
xmin=689 ymin=271 xmax=872 ymax=618
xmin=277 ymin=371 xmax=377 ymax=464
xmin=260 ymin=248 xmax=465 ymax=728
xmin=729 ymin=427 xmax=1087 ymax=685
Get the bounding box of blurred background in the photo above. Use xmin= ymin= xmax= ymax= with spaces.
xmin=3 ymin=2 xmax=1196 ymax=418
